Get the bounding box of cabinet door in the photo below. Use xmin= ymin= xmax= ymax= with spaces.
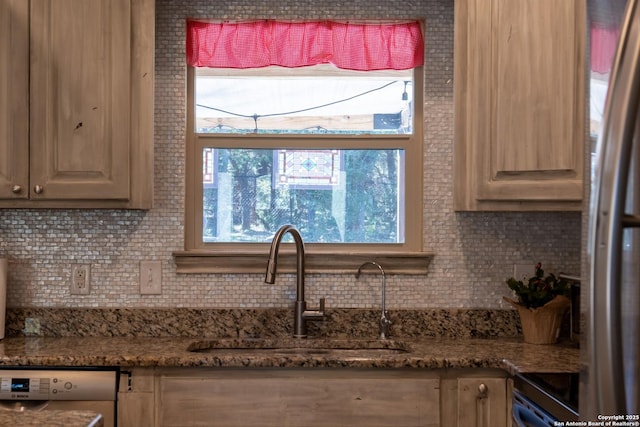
xmin=29 ymin=0 xmax=131 ymax=200
xmin=156 ymin=369 xmax=440 ymax=427
xmin=457 ymin=378 xmax=508 ymax=427
xmin=454 ymin=0 xmax=586 ymax=211
xmin=118 ymin=369 xmax=155 ymax=427
xmin=0 ymin=0 xmax=29 ymax=199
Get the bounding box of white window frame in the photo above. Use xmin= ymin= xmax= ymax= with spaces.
xmin=174 ymin=66 xmax=432 ymax=274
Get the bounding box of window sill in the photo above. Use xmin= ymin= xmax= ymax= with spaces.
xmin=173 ymin=250 xmax=433 ymax=275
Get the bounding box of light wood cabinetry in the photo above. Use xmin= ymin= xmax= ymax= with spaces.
xmin=0 ymin=0 xmax=154 ymax=209
xmin=0 ymin=0 xmax=29 ymax=198
xmin=155 ymin=368 xmax=440 ymax=427
xmin=454 ymin=0 xmax=586 ymax=211
xmin=117 ymin=367 xmax=510 ymax=427
xmin=118 ymin=368 xmax=155 ymax=427
xmin=440 ymin=370 xmax=509 ymax=427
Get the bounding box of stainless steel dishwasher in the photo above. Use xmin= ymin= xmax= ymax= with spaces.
xmin=0 ymin=367 xmax=118 ymax=427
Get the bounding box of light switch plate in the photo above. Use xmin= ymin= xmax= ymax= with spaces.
xmin=140 ymin=261 xmax=162 ymax=295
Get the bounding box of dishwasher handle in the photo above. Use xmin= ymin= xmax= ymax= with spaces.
xmin=0 ymin=400 xmax=50 ymax=411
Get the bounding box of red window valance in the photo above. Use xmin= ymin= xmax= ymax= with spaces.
xmin=591 ymin=24 xmax=620 ymax=74
xmin=186 ymin=20 xmax=424 ymax=71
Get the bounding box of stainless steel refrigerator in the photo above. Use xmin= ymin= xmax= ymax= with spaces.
xmin=586 ymin=0 xmax=640 ymax=419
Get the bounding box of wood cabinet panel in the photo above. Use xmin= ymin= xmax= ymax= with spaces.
xmin=454 ymin=0 xmax=586 ymax=211
xmin=492 ymin=0 xmax=576 ymax=173
xmin=30 ymin=0 xmax=131 ymax=200
xmin=118 ymin=368 xmax=155 ymax=427
xmin=440 ymin=372 xmax=509 ymax=427
xmin=156 ymin=369 xmax=440 ymax=427
xmin=122 ymin=367 xmax=511 ymax=427
xmin=0 ymin=0 xmax=154 ymax=208
xmin=0 ymin=0 xmax=29 ymax=199
xmin=457 ymin=378 xmax=508 ymax=427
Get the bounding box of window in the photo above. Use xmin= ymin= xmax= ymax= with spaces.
xmin=176 ymin=20 xmax=431 ymax=273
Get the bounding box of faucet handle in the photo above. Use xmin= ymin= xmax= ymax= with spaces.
xmin=302 ymin=298 xmax=326 ymax=322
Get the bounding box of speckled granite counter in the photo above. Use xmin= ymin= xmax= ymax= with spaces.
xmin=5 ymin=308 xmax=524 ymax=339
xmin=0 ymin=308 xmax=578 ymax=426
xmin=0 ymin=307 xmax=578 ymax=374
xmin=0 ymin=410 xmax=103 ymax=427
xmin=0 ymin=336 xmax=579 ymax=375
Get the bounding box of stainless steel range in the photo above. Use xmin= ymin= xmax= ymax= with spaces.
xmin=512 ymin=372 xmax=579 ymax=426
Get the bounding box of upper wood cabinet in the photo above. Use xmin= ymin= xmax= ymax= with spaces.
xmin=454 ymin=0 xmax=586 ymax=211
xmin=0 ymin=0 xmax=29 ymax=200
xmin=0 ymin=0 xmax=154 ymax=209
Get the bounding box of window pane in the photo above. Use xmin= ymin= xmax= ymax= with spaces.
xmin=203 ymin=148 xmax=404 ymax=243
xmin=195 ymin=69 xmax=414 ymax=135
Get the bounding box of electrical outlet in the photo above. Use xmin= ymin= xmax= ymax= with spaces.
xmin=513 ymin=263 xmax=534 ymax=282
xmin=70 ymin=264 xmax=90 ymax=295
xmin=140 ymin=261 xmax=162 ymax=295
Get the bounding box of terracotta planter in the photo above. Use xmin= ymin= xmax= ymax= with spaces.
xmin=504 ymin=295 xmax=571 ymax=344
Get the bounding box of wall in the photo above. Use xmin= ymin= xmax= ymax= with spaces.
xmin=0 ymin=0 xmax=581 ymax=309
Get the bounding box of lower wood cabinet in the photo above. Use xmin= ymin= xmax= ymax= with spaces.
xmin=117 ymin=367 xmax=509 ymax=427
xmin=440 ymin=370 xmax=510 ymax=427
xmin=118 ymin=368 xmax=155 ymax=427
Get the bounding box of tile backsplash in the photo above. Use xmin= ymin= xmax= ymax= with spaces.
xmin=0 ymin=0 xmax=581 ymax=309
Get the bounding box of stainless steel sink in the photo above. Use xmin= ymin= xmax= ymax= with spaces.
xmin=186 ymin=338 xmax=412 ymax=355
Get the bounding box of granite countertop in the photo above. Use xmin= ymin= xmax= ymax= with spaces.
xmin=0 ymin=336 xmax=579 ymax=375
xmin=0 ymin=308 xmax=577 ymax=426
xmin=0 ymin=410 xmax=103 ymax=427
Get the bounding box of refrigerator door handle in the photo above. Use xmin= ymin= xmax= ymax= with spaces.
xmin=589 ymin=0 xmax=640 ymax=417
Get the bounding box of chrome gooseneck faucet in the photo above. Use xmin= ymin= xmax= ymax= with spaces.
xmin=265 ymin=224 xmax=325 ymax=338
xmin=356 ymin=261 xmax=391 ymax=339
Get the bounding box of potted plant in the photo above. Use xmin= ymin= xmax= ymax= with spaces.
xmin=504 ymin=262 xmax=571 ymax=344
